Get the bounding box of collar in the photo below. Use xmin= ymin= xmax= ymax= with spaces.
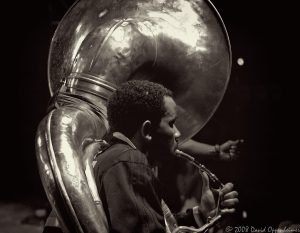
xmin=112 ymin=132 xmax=137 ymax=149
xmin=113 ymin=132 xmax=158 ymax=178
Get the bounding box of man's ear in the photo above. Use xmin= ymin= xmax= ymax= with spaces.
xmin=141 ymin=120 xmax=152 ymax=142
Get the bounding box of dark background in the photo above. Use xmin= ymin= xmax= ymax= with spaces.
xmin=2 ymin=0 xmax=297 ymax=229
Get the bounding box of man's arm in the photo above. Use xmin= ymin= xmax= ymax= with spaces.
xmin=179 ymin=139 xmax=243 ymax=161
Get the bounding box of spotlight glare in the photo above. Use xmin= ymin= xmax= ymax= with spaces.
xmin=242 ymin=210 xmax=247 ymax=219
xmin=237 ymin=58 xmax=244 ymax=66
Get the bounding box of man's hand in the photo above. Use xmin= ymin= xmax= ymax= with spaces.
xmin=198 ymin=172 xmax=217 ymax=220
xmin=217 ymin=139 xmax=244 ymax=161
xmin=198 ymin=171 xmax=239 ymax=222
xmin=219 ymin=182 xmax=239 ymax=215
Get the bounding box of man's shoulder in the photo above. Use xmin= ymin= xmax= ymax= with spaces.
xmin=94 ymin=143 xmax=148 ymax=173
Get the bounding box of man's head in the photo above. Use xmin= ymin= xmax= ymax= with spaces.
xmin=107 ymin=80 xmax=180 ymax=156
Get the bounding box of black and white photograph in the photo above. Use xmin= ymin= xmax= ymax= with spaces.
xmin=1 ymin=0 xmax=297 ymax=233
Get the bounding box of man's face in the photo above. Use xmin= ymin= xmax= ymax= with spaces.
xmin=151 ymin=96 xmax=181 ymax=157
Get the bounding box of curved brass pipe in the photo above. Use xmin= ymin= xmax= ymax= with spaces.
xmin=36 ymin=100 xmax=110 ymax=232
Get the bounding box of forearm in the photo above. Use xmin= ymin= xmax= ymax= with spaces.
xmin=179 ymin=139 xmax=217 ymax=161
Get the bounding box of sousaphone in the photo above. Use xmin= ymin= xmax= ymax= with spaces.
xmin=35 ymin=0 xmax=232 ymax=232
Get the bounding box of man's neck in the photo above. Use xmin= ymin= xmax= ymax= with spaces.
xmin=112 ymin=131 xmax=151 ymax=160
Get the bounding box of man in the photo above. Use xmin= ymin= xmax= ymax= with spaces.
xmin=93 ymin=80 xmax=239 ymax=233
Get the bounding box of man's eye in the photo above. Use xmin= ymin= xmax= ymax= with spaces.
xmin=169 ymin=121 xmax=175 ymax=127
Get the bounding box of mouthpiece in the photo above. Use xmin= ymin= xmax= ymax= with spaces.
xmin=175 ymin=149 xmax=223 ymax=188
xmin=175 ymin=149 xmax=195 ymax=161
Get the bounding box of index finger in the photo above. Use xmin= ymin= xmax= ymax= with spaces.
xmin=220 ymin=182 xmax=234 ymax=195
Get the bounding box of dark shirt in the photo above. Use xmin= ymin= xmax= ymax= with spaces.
xmin=94 ymin=138 xmax=198 ymax=233
xmin=94 ymin=140 xmax=165 ymax=233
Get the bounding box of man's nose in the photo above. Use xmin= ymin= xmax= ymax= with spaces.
xmin=174 ymin=125 xmax=181 ymax=139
